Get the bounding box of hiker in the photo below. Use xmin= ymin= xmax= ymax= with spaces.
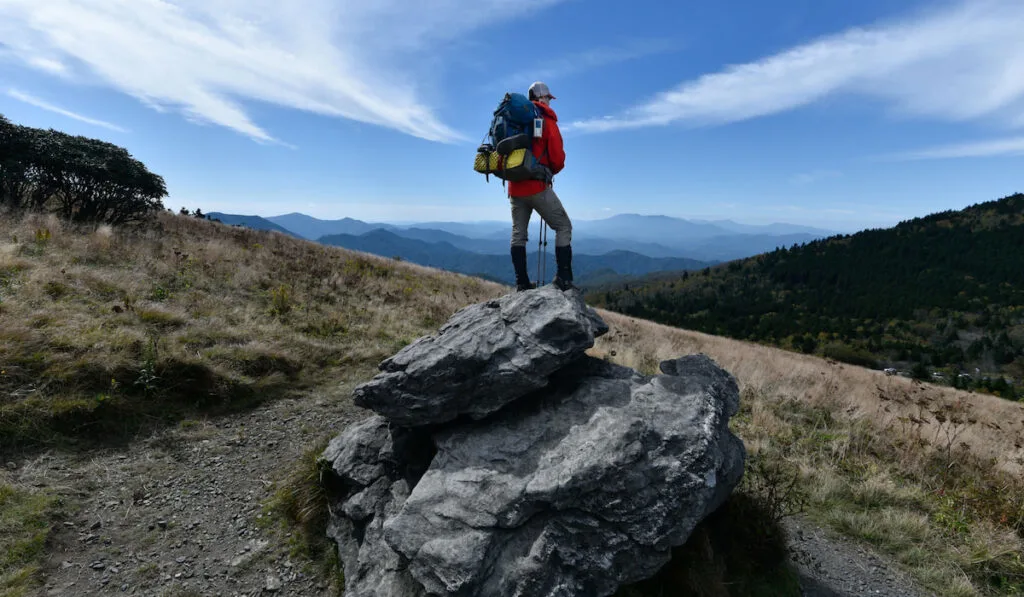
xmin=509 ymin=81 xmax=573 ymax=292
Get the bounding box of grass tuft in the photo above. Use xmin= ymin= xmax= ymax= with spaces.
xmin=0 ymin=483 xmax=63 ymax=597
xmin=261 ymin=437 xmax=345 ymax=596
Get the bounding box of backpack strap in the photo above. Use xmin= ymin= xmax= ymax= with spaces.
xmin=536 ymin=122 xmax=553 ymax=183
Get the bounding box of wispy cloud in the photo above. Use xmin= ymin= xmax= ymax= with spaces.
xmin=569 ymin=0 xmax=1024 ymax=134
xmin=790 ymin=169 xmax=842 ymax=185
xmin=490 ymin=39 xmax=680 ymax=89
xmin=0 ymin=0 xmax=563 ymax=144
xmin=890 ymin=136 xmax=1024 ymax=160
xmin=7 ymin=88 xmax=127 ymax=132
xmin=25 ymin=56 xmax=68 ymax=76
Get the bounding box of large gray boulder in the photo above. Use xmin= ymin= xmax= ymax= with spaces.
xmin=352 ymin=285 xmax=609 ymax=426
xmin=385 ymin=355 xmax=744 ymax=597
xmin=323 ymin=352 xmax=745 ymax=597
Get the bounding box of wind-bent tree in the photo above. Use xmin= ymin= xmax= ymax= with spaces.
xmin=0 ymin=114 xmax=37 ymax=210
xmin=0 ymin=113 xmax=167 ymax=223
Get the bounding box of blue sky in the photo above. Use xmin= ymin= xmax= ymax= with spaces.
xmin=1 ymin=0 xmax=1022 ymax=233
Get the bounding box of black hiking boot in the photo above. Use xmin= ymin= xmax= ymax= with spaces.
xmin=552 ymin=245 xmax=575 ymax=291
xmin=511 ymin=245 xmax=536 ymax=292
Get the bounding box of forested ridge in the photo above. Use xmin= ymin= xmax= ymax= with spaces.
xmin=589 ymin=193 xmax=1024 ymax=398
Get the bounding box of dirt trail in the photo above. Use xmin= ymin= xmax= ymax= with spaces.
xmin=11 ymin=385 xmax=934 ymax=597
xmin=13 ymin=382 xmax=359 ymax=597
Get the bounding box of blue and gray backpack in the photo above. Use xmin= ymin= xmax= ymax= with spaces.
xmin=474 ymin=92 xmax=552 ymax=185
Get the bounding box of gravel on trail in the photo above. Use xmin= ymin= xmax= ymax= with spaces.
xmin=786 ymin=517 xmax=936 ymax=597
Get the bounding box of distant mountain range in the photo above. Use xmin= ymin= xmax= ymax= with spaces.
xmin=206 ymin=211 xmax=840 ymax=286
xmin=265 ymin=213 xmax=385 ymax=240
xmin=316 ymin=229 xmax=708 ymax=286
xmin=205 ymin=213 xmax=297 ymax=237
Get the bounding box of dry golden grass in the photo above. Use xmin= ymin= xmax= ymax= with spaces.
xmin=590 ymin=311 xmax=1024 ymax=476
xmin=0 ymin=209 xmax=506 ymax=449
xmin=590 ymin=310 xmax=1024 ymax=596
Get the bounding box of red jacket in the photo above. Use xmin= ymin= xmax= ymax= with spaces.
xmin=508 ymin=101 xmax=565 ymax=198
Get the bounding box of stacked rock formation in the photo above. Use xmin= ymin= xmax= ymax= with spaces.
xmin=320 ymin=285 xmax=746 ymax=597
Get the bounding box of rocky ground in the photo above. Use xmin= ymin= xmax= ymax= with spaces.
xmin=785 ymin=518 xmax=934 ymax=597
xmin=9 ymin=379 xmax=362 ymax=597
xmin=8 ymin=381 xmax=934 ymax=597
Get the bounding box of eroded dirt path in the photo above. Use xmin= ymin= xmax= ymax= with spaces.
xmin=13 ymin=380 xmax=362 ymax=597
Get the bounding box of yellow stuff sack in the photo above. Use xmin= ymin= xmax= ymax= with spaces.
xmin=474 ymin=150 xmax=502 ymax=174
xmin=474 ymin=147 xmax=551 ymax=183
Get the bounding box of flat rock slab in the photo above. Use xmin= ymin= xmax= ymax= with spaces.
xmin=353 ymin=286 xmax=609 ymax=427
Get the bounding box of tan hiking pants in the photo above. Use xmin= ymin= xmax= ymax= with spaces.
xmin=510 ymin=187 xmax=572 ymax=248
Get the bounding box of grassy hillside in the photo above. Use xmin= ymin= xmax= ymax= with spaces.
xmin=3 ymin=208 xmax=1024 ymax=596
xmin=0 ymin=210 xmax=504 ymax=451
xmin=0 ymin=209 xmax=507 ymax=595
xmin=589 ymin=193 xmax=1024 ymax=394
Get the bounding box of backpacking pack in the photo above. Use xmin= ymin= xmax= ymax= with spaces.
xmin=474 ymin=92 xmax=552 ymax=184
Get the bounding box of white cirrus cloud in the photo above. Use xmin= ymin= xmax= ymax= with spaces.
xmin=0 ymin=0 xmax=563 ymax=144
xmin=569 ymin=0 xmax=1024 ymax=134
xmin=7 ymin=88 xmax=128 ymax=132
xmin=25 ymin=56 xmax=69 ymax=76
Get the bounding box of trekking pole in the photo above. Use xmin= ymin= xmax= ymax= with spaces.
xmin=536 ymin=220 xmax=543 ymax=286
xmin=542 ymin=221 xmax=548 ymax=284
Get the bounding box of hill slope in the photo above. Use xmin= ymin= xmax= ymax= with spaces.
xmin=0 ymin=212 xmax=502 ymax=451
xmin=590 ymin=193 xmax=1024 ymax=389
xmin=0 ymin=209 xmax=506 ymax=596
xmin=2 ymin=209 xmax=1023 ymax=597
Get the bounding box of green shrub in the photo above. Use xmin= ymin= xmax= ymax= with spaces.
xmin=269 ymin=284 xmax=292 ymax=316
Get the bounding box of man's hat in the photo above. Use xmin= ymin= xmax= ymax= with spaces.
xmin=529 ymin=81 xmax=556 ymax=100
